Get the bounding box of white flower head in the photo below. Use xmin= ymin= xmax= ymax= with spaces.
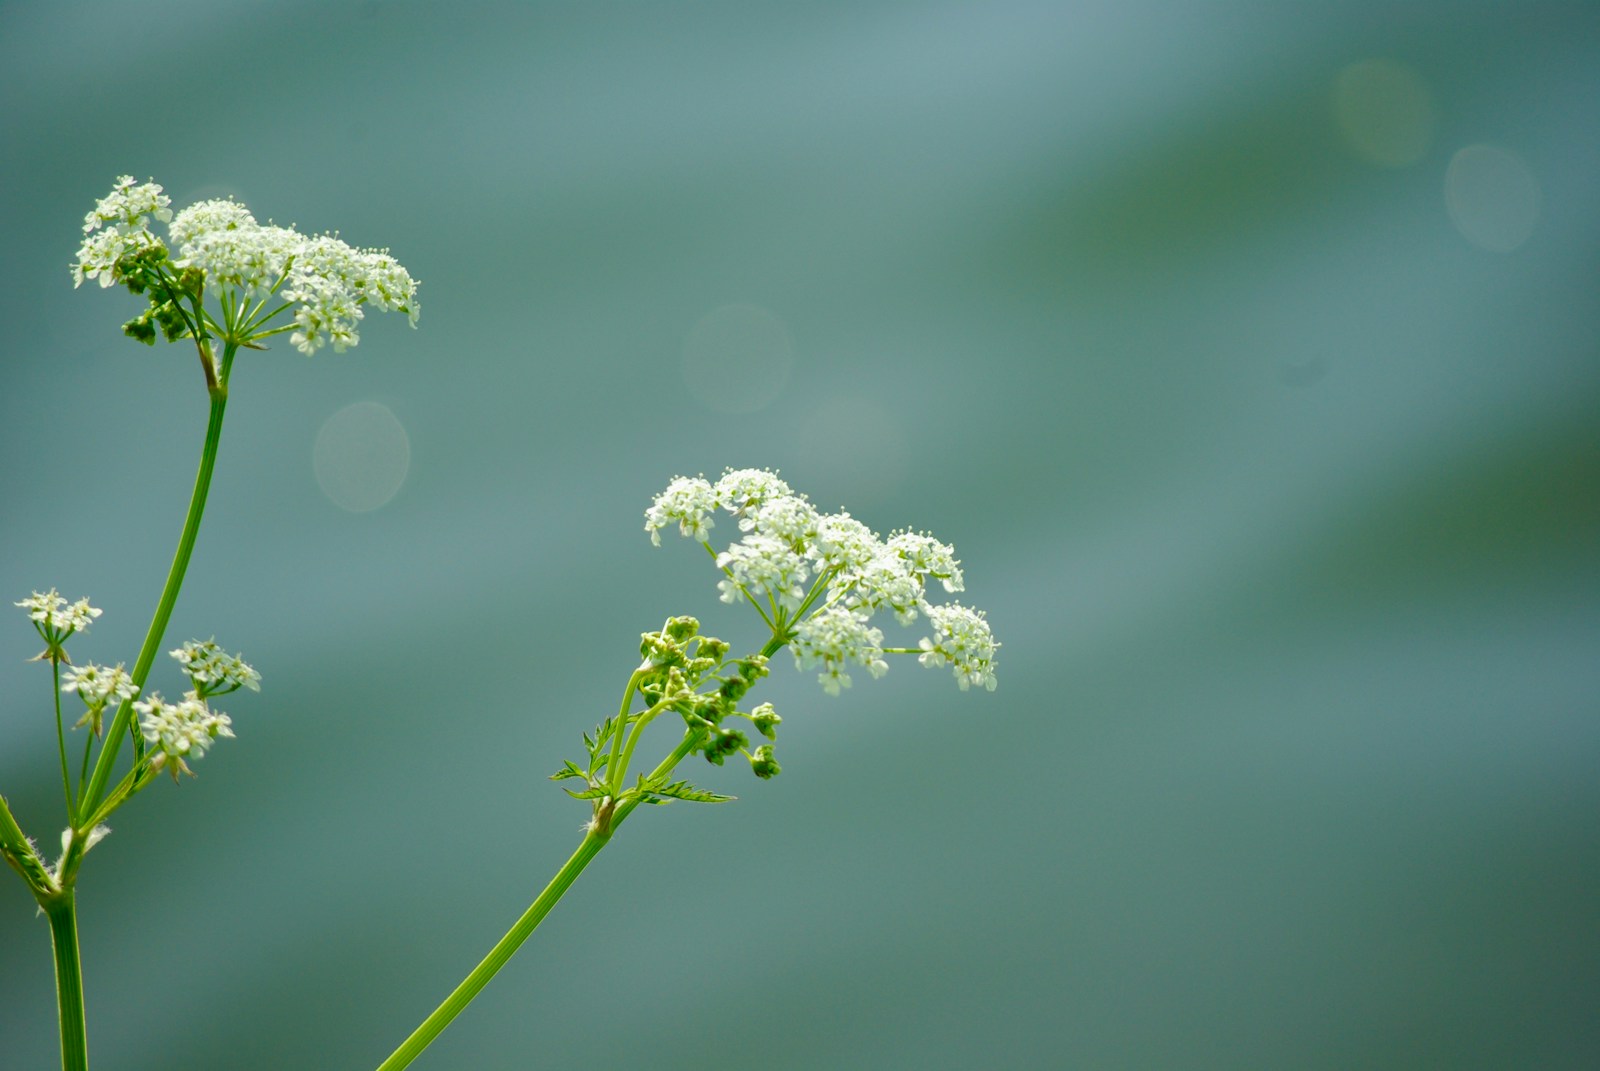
xmin=15 ymin=589 xmax=101 ymax=636
xmin=645 ymin=475 xmax=718 ymax=545
xmin=742 ymin=494 xmax=819 ymax=548
xmin=918 ymin=603 xmax=999 ymax=692
xmin=95 ymin=181 xmax=420 ymax=354
xmin=840 ymin=550 xmax=923 ymax=625
xmin=137 ymin=691 xmax=234 ymax=781
xmin=887 ymin=530 xmax=965 ymax=594
xmin=61 ymin=662 xmax=138 ymax=734
xmin=716 ymin=534 xmax=809 ymax=611
xmin=73 ymin=177 xmax=171 ymax=289
xmin=791 ymin=607 xmax=888 ymax=696
xmin=170 ymin=199 xmax=297 ymax=298
xmin=810 ymin=512 xmax=881 ymax=575
xmin=714 ymin=468 xmax=792 ymax=517
xmin=170 ymin=639 xmax=260 ymax=696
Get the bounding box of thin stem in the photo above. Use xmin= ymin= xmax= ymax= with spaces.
xmin=78 ymin=363 xmax=231 ymax=824
xmin=46 ymin=894 xmax=88 ymax=1071
xmin=76 ymin=727 xmax=94 ymax=808
xmin=376 ymin=632 xmax=796 ymax=1069
xmin=604 ymin=670 xmax=642 ymax=794
xmin=373 ymin=832 xmax=611 ymax=1071
xmin=53 ymin=661 xmax=72 ymax=813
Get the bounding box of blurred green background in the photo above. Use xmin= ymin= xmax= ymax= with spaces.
xmin=3 ymin=2 xmax=1597 ymax=1068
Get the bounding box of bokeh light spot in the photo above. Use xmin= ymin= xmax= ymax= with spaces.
xmin=1334 ymin=58 xmax=1435 ymax=168
xmin=1445 ymin=144 xmax=1541 ymax=252
xmin=313 ymin=401 xmax=411 ymax=513
xmin=681 ymin=304 xmax=793 ymax=414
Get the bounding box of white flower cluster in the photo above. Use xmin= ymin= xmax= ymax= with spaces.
xmin=73 ymin=176 xmax=420 ymax=355
xmin=791 ymin=606 xmax=888 ymax=696
xmin=170 ymin=639 xmax=261 ymax=697
xmin=15 ymin=589 xmax=101 ymax=636
xmin=72 ymin=176 xmax=171 ymax=289
xmin=135 ymin=692 xmax=235 ymax=781
xmin=170 ymin=199 xmax=420 ymax=354
xmin=61 ymin=662 xmax=139 ymax=735
xmin=918 ymin=604 xmax=999 ymax=692
xmin=646 ymin=468 xmax=999 ymax=694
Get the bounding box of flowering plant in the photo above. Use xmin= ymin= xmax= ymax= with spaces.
xmin=376 ymin=468 xmax=997 ymax=1069
xmin=1 ymin=176 xmax=418 ymax=1071
xmin=3 ymin=178 xmax=998 ymax=1071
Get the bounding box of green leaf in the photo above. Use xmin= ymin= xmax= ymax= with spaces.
xmin=650 ymin=779 xmax=735 ymax=804
xmin=550 ymin=760 xmax=586 ymax=782
xmin=564 ymin=785 xmax=611 ymax=801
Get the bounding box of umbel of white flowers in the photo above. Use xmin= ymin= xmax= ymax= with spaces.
xmin=73 ymin=176 xmax=419 ymax=355
xmin=645 ymin=468 xmax=999 ymax=694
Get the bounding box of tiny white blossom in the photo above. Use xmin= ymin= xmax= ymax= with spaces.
xmin=918 ymin=603 xmax=999 ymax=692
xmin=810 ymin=512 xmax=881 ymax=575
xmin=15 ymin=589 xmax=101 ymax=635
xmin=645 ymin=475 xmax=718 ymax=545
xmin=741 ymin=495 xmax=819 ymax=548
xmin=170 ymin=639 xmax=260 ymax=695
xmin=72 ymin=177 xmax=171 ymax=289
xmin=170 ymin=199 xmax=296 ymax=297
xmin=839 ymin=550 xmax=923 ymax=625
xmin=791 ymin=607 xmax=888 ymax=696
xmin=136 ymin=691 xmax=233 ymax=781
xmin=714 ymin=468 xmax=792 ymax=516
xmin=887 ymin=530 xmax=965 ymax=593
xmin=716 ymin=534 xmax=809 ymax=611
xmin=61 ymin=662 xmax=138 ymax=734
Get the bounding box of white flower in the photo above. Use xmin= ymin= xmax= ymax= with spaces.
xmin=839 ymin=550 xmax=923 ymax=625
xmin=136 ymin=691 xmax=234 ymax=780
xmin=741 ymin=494 xmax=819 ymax=547
xmin=917 ymin=604 xmax=999 ymax=692
xmin=170 ymin=639 xmax=260 ymax=695
xmin=153 ymin=188 xmax=419 ymax=354
xmin=791 ymin=607 xmax=887 ymax=696
xmin=170 ymin=199 xmax=296 ymax=297
xmin=810 ymin=512 xmax=881 ymax=575
xmin=716 ymin=534 xmax=809 ymax=611
xmin=72 ymin=176 xmax=171 ymax=289
xmin=714 ymin=468 xmax=792 ymax=516
xmin=887 ymin=530 xmax=964 ymax=593
xmin=61 ymin=663 xmax=139 ymax=733
xmin=645 ymin=475 xmax=718 ymax=545
xmin=81 ymin=176 xmax=172 ymax=235
xmin=15 ymin=589 xmax=101 ymax=635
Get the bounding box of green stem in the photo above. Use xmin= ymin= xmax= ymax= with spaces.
xmin=54 ymin=660 xmax=72 ymax=812
xmin=46 ymin=893 xmax=88 ymax=1071
xmin=373 ymin=832 xmax=611 ymax=1071
xmin=78 ymin=365 xmax=231 ymax=824
xmin=376 ymin=632 xmax=796 ymax=1068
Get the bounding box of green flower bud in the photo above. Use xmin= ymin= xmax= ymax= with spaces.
xmin=737 ymin=655 xmax=770 ymax=683
xmin=697 ymin=637 xmax=730 ymax=663
xmin=750 ymin=702 xmax=781 ymax=740
xmin=122 ymin=309 xmax=157 ymax=345
xmin=665 ymin=615 xmax=699 ymax=642
xmin=719 ymin=676 xmax=750 ymax=703
xmin=154 ymin=301 xmax=188 ymax=341
xmin=750 ymin=745 xmax=781 ymax=780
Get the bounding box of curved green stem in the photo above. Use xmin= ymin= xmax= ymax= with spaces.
xmin=78 ymin=357 xmax=232 ymax=825
xmin=373 ymin=832 xmax=611 ymax=1071
xmin=46 ymin=894 xmax=88 ymax=1071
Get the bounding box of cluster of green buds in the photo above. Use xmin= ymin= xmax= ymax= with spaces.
xmin=636 ymin=616 xmax=782 ymax=778
xmin=553 ymin=615 xmax=785 ymax=834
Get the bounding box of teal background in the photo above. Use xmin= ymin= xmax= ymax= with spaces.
xmin=3 ymin=2 xmax=1598 ymax=1068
